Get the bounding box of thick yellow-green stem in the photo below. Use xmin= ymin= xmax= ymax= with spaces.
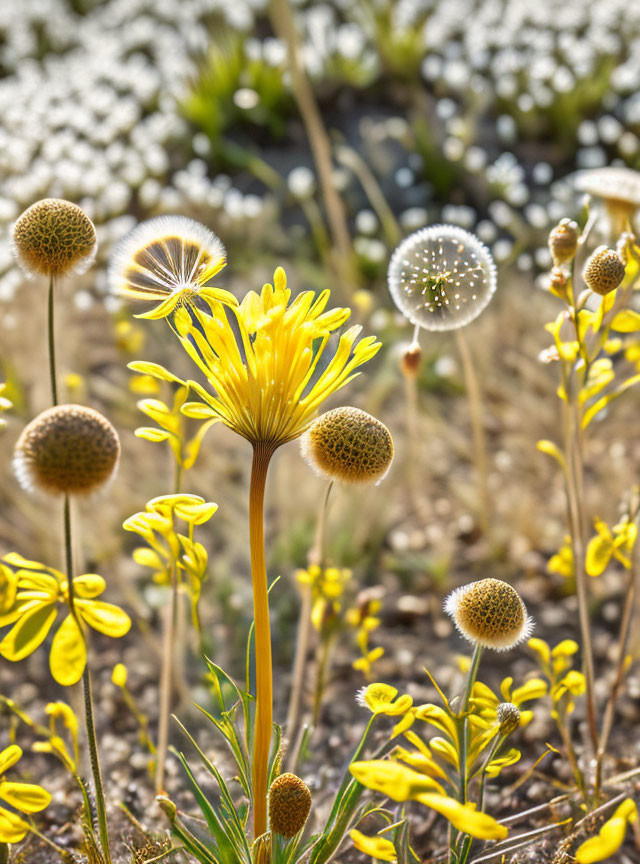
xmin=249 ymin=443 xmax=276 ymax=838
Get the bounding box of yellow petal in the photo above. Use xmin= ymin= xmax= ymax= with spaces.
xmin=511 ymin=678 xmax=548 ymax=705
xmin=112 ymin=663 xmax=128 ymax=688
xmin=0 ymin=781 xmax=51 ymax=813
xmin=0 ymin=805 xmax=29 ymax=843
xmin=414 ymin=793 xmax=508 ymax=840
xmin=0 ymin=745 xmax=22 ymax=775
xmin=528 ymin=637 xmax=551 ymax=667
xmin=72 ymin=574 xmax=106 ymax=599
xmin=350 ymin=760 xmax=444 ymax=801
xmin=575 ymin=799 xmax=638 ymax=863
xmin=77 ymin=601 xmax=131 ymax=638
xmin=50 ymin=615 xmax=86 ymax=686
xmin=0 ymin=603 xmax=57 ymax=661
xmin=350 ymin=829 xmax=397 ymax=862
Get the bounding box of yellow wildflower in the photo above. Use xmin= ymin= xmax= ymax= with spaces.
xmin=575 ymin=798 xmax=638 ymax=863
xmin=585 ymin=516 xmax=637 ymax=577
xmin=0 ymin=745 xmax=51 ymax=843
xmin=350 ymin=828 xmax=397 ymax=862
xmin=0 ymin=555 xmax=130 ymax=686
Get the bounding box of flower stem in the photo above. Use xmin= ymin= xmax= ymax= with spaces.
xmin=156 ymin=567 xmax=178 ymax=794
xmin=48 ymin=274 xmax=58 ymax=406
xmin=455 ymin=328 xmax=490 ymax=536
xmin=249 ymin=443 xmax=276 ymax=838
xmin=64 ymin=495 xmax=112 ymax=864
xmin=458 ymin=642 xmax=483 ymax=804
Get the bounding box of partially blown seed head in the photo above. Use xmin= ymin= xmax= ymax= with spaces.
xmin=444 ymin=578 xmax=533 ymax=651
xmin=301 ymin=407 xmax=394 ymax=485
xmin=14 ymin=405 xmax=120 ymax=497
xmin=11 ymin=198 xmax=97 ymax=278
xmin=497 ymin=702 xmax=521 ymax=736
xmin=583 ymin=246 xmax=626 ymax=296
xmin=548 ymin=219 xmax=579 ymax=266
xmin=388 ymin=225 xmax=496 ymax=332
xmin=268 ymin=773 xmax=312 ymax=838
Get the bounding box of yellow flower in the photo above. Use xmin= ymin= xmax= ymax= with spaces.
xmin=356 ymin=683 xmax=413 ymax=716
xmin=0 ymin=556 xmax=130 ymax=686
xmin=32 ymin=702 xmax=80 ymax=773
xmin=350 ymin=828 xmax=397 ymax=862
xmin=109 ymin=215 xmax=236 ymax=320
xmin=176 ymin=266 xmax=381 ymax=447
xmin=0 ymin=745 xmax=51 ymax=843
xmin=349 ymin=761 xmax=507 ymax=840
xmin=575 ymin=798 xmax=638 ymax=863
xmin=586 ymin=516 xmax=637 ymax=577
xmin=547 ymin=536 xmax=574 ymax=580
xmin=353 ymin=646 xmax=385 ymax=677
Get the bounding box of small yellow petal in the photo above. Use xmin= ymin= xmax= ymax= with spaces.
xmin=350 ymin=829 xmax=397 ymax=862
xmin=50 ymin=615 xmax=86 ymax=686
xmin=0 ymin=781 xmax=51 ymax=813
xmin=0 ymin=745 xmax=22 ymax=775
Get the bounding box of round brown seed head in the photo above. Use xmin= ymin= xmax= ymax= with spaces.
xmin=583 ymin=246 xmax=626 ymax=296
xmin=497 ymin=702 xmax=521 ymax=736
xmin=268 ymin=773 xmax=311 ymax=838
xmin=548 ymin=219 xmax=579 ymax=266
xmin=14 ymin=405 xmax=119 ymax=497
xmin=300 ymin=407 xmax=394 ymax=485
xmin=444 ymin=578 xmax=533 ymax=651
xmin=11 ymin=198 xmax=97 ymax=278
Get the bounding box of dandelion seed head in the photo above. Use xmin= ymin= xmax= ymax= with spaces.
xmin=14 ymin=404 xmax=120 ymax=497
xmin=388 ymin=225 xmax=496 ymax=332
xmin=444 ymin=578 xmax=533 ymax=651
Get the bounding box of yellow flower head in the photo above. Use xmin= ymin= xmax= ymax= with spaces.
xmin=0 ymin=745 xmax=51 ymax=843
xmin=444 ymin=579 xmax=533 ymax=651
xmin=178 ymin=266 xmax=381 ymax=447
xmin=0 ymin=554 xmax=131 ymax=686
xmin=109 ymin=215 xmax=236 ymax=319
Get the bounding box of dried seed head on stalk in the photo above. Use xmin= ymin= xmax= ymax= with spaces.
xmin=14 ymin=405 xmax=120 ymax=496
xmin=300 ymin=406 xmax=394 ymax=485
xmin=444 ymin=578 xmax=533 ymax=651
xmin=497 ymin=702 xmax=521 ymax=736
xmin=11 ymin=198 xmax=97 ymax=278
xmin=268 ymin=773 xmax=312 ymax=838
xmin=388 ymin=225 xmax=496 ymax=332
xmin=582 ymin=246 xmax=626 ymax=296
xmin=548 ymin=219 xmax=579 ymax=266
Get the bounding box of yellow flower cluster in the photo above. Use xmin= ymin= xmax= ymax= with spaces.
xmin=585 ymin=514 xmax=637 ymax=577
xmin=0 ymin=553 xmax=131 ymax=686
xmin=0 ymin=745 xmax=51 ymax=843
xmin=124 ymin=494 xmax=217 ymax=633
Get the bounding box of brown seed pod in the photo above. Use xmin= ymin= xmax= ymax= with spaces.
xmin=300 ymin=407 xmax=394 ymax=485
xmin=14 ymin=405 xmax=120 ymax=497
xmin=11 ymin=198 xmax=97 ymax=278
xmin=582 ymin=246 xmax=626 ymax=296
xmin=497 ymin=702 xmax=521 ymax=736
xmin=268 ymin=773 xmax=311 ymax=838
xmin=444 ymin=578 xmax=533 ymax=651
xmin=548 ymin=219 xmax=579 ymax=266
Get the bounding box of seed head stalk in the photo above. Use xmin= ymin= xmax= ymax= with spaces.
xmin=249 ymin=442 xmax=276 ymax=838
xmin=455 ymin=328 xmax=490 ymax=536
xmin=48 ymin=274 xmax=58 ymax=405
xmin=64 ymin=495 xmax=112 ymax=864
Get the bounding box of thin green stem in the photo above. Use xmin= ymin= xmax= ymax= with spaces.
xmin=64 ymin=495 xmax=112 ymax=864
xmin=156 ymin=567 xmax=178 ymax=794
xmin=311 ymin=633 xmax=335 ymax=728
xmin=48 ymin=274 xmax=58 ymax=405
xmin=455 ymin=329 xmax=490 ymax=535
xmin=457 ymin=644 xmax=483 ymax=806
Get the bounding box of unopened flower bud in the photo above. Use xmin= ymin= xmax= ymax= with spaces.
xmin=497 ymin=702 xmax=521 ymax=736
xmin=548 ymin=219 xmax=579 ymax=266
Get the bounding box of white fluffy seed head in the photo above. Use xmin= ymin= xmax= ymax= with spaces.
xmin=388 ymin=225 xmax=496 ymax=332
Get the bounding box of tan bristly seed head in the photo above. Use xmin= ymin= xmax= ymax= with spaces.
xmin=548 ymin=219 xmax=579 ymax=266
xmin=582 ymin=246 xmax=626 ymax=296
xmin=497 ymin=702 xmax=521 ymax=736
xmin=14 ymin=404 xmax=120 ymax=497
xmin=11 ymin=198 xmax=97 ymax=278
xmin=444 ymin=578 xmax=533 ymax=651
xmin=300 ymin=407 xmax=394 ymax=485
xmin=268 ymin=773 xmax=312 ymax=838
